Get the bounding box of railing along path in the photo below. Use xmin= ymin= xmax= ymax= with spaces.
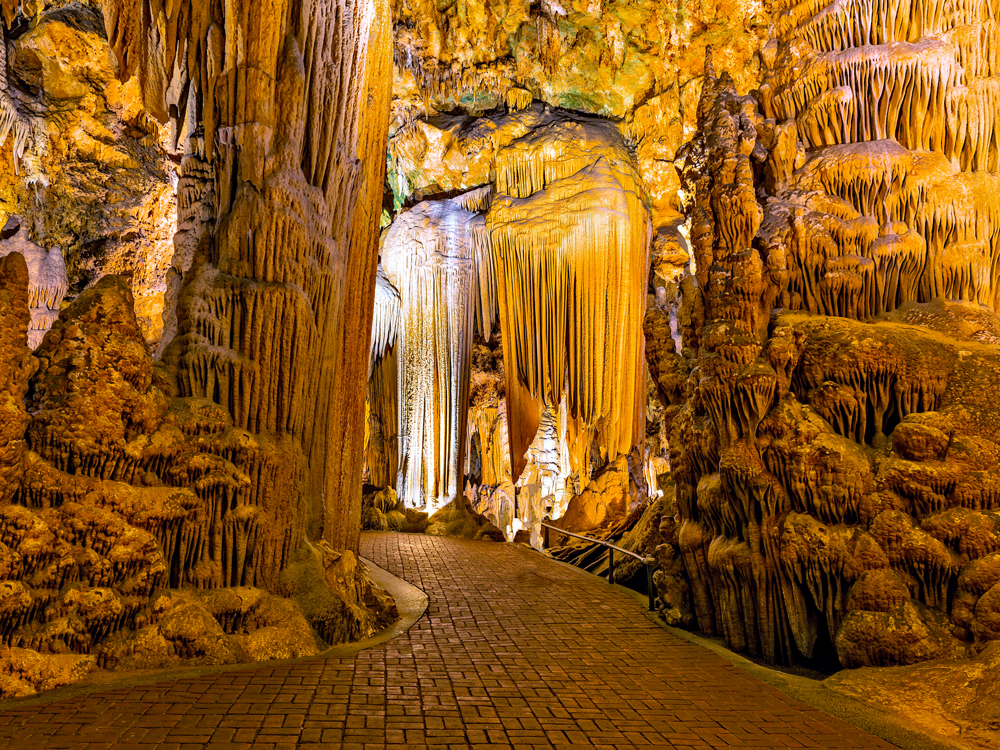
xmin=540 ymin=522 xmax=657 ymax=611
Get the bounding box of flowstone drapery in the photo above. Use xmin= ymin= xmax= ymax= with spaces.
xmin=372 ymin=105 xmax=653 ymax=541
xmin=381 ymin=199 xmax=480 ymax=511
xmin=487 ymin=118 xmax=651 ymax=483
xmin=366 ymin=267 xmax=402 ymax=491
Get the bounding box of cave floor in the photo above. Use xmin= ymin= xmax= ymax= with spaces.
xmin=0 ymin=532 xmax=896 ymax=749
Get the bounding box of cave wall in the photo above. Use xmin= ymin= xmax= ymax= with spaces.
xmin=0 ymin=0 xmax=397 ymax=697
xmin=373 ymin=0 xmax=770 ymax=543
xmin=653 ymin=0 xmax=1000 ymax=669
xmin=1 ymin=0 xmax=175 ymax=345
xmin=103 ymin=0 xmax=394 ymax=551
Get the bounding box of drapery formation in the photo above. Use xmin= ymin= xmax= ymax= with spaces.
xmin=381 ymin=199 xmax=480 ymax=510
xmin=366 ymin=267 xmax=402 ymax=490
xmin=487 ymin=118 xmax=651 ymax=483
xmin=370 ymin=107 xmax=652 ymax=541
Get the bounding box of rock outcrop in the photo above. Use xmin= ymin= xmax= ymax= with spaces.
xmin=0 ymin=0 xmax=397 ymax=696
xmin=655 ymin=4 xmax=1000 ymax=670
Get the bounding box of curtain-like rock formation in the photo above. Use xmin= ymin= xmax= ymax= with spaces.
xmin=381 ymin=198 xmax=480 ymax=510
xmin=378 ymin=103 xmax=653 ymax=541
xmin=487 ymin=117 xmax=651 ymax=483
xmin=366 ymin=267 xmax=402 ymax=491
xmin=102 ymin=0 xmax=393 ymax=551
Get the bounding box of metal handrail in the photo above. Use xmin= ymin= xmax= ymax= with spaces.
xmin=540 ymin=521 xmax=657 ymax=611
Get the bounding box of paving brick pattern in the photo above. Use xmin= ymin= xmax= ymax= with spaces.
xmin=0 ymin=532 xmax=896 ymax=749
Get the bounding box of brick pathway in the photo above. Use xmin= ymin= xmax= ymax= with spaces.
xmin=0 ymin=532 xmax=896 ymax=749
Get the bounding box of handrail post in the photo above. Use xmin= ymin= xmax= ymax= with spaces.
xmin=543 ymin=522 xmax=549 ymax=549
xmin=608 ymin=548 xmax=615 ymax=584
xmin=646 ymin=561 xmax=655 ymax=611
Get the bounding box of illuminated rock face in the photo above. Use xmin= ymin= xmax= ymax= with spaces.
xmin=0 ymin=217 xmax=67 ymax=349
xmin=381 ymin=199 xmax=481 ymax=510
xmin=487 ymin=118 xmax=651 ymax=483
xmin=0 ymin=0 xmax=396 ymax=696
xmin=366 ymin=267 xmax=402 ymax=491
xmin=103 ymin=0 xmax=395 ymax=554
xmin=376 ymin=108 xmax=651 ymax=538
xmin=0 ymin=2 xmax=175 ymax=345
xmin=659 ymin=0 xmax=1000 ymax=668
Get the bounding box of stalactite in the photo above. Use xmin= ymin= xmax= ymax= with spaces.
xmin=365 ymin=268 xmax=401 ymax=490
xmin=488 ymin=119 xmax=650 ymax=481
xmin=381 ymin=198 xmax=480 ymax=510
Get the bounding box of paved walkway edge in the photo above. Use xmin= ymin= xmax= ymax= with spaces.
xmin=539 ymin=547 xmax=962 ymax=750
xmin=0 ymin=554 xmax=429 ymax=712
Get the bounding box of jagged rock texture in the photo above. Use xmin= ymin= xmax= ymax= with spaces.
xmin=1 ymin=2 xmax=175 ymax=344
xmin=0 ymin=0 xmax=397 ymax=696
xmin=657 ymin=0 xmax=1000 ymax=670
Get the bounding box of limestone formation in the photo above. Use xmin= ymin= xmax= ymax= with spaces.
xmin=366 ymin=267 xmax=402 ymax=491
xmin=7 ymin=4 xmax=1000 ymax=744
xmin=0 ymin=217 xmax=67 ymax=348
xmin=1 ymin=2 xmax=175 ymax=344
xmin=381 ymin=198 xmax=481 ymax=511
xmin=375 ymin=102 xmax=655 ymax=542
xmin=654 ymin=1 xmax=1000 ymax=673
xmin=0 ymin=0 xmax=397 ymax=696
xmin=826 ymin=643 xmax=1000 ymax=750
xmin=0 ymin=252 xmax=34 ymax=506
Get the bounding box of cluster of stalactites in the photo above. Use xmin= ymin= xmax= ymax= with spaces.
xmin=365 ymin=267 xmax=401 ymax=490
xmin=764 ymin=0 xmax=1000 ymax=170
xmin=0 ymin=14 xmax=38 ymax=171
xmin=102 ymin=0 xmax=378 ymax=193
xmin=380 ymin=197 xmax=482 ymax=509
xmin=753 ymin=0 xmax=1000 ymax=322
xmin=487 ymin=119 xmax=651 ymax=480
xmin=100 ymin=0 xmax=393 ymax=554
xmin=774 ymin=0 xmax=1000 ymax=53
xmin=665 ymin=0 xmax=1000 ymax=670
xmin=369 ymin=266 xmax=401 ymax=377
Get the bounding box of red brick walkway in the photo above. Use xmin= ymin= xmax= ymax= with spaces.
xmin=0 ymin=532 xmax=895 ymax=749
